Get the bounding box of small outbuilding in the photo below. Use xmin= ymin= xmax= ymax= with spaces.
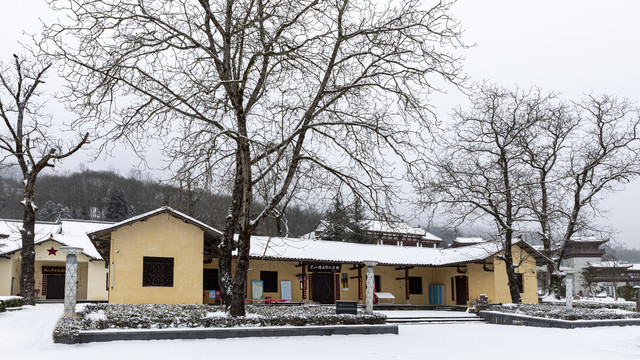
xmin=0 ymin=219 xmax=110 ymax=301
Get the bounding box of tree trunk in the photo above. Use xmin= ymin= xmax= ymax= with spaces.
xmin=503 ymin=231 xmax=522 ymax=304
xmin=20 ymin=182 xmax=37 ymax=306
xmin=229 ymin=230 xmax=251 ymax=316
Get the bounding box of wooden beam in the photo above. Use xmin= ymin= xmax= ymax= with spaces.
xmin=394 ymin=266 xmax=414 ymax=270
xmin=457 ymin=265 xmax=467 ymax=274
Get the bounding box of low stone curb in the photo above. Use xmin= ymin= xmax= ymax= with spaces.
xmin=57 ymin=324 xmax=399 ymax=344
xmin=479 ymin=310 xmax=640 ymax=329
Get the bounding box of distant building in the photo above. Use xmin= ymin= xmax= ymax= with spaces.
xmin=451 ymin=237 xmax=487 ymax=248
xmin=583 ymin=261 xmax=640 ymax=297
xmin=557 ymin=236 xmax=639 ymax=297
xmin=308 ymin=220 xmax=443 ymax=248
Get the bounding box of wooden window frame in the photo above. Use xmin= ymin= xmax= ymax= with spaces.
xmin=142 ymin=257 xmax=174 ymax=287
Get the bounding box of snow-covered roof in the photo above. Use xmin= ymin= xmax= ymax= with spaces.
xmin=568 ymin=236 xmax=608 ymax=243
xmin=87 ymin=206 xmax=223 ymax=239
xmin=247 ymin=236 xmax=540 ymax=267
xmin=312 ymin=219 xmax=442 ymax=242
xmin=586 ymin=261 xmax=633 ymax=269
xmin=453 ymin=237 xmax=486 ymax=245
xmin=628 ymin=264 xmax=640 ymax=272
xmin=0 ymin=219 xmax=111 ymax=260
xmin=453 ymin=237 xmax=485 ymax=244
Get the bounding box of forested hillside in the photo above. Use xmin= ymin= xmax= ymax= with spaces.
xmin=0 ymin=170 xmax=322 ymax=237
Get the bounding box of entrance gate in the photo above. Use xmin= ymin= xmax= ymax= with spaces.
xmin=310 ymin=273 xmax=335 ymax=304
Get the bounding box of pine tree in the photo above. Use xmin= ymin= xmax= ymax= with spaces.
xmin=320 ymin=196 xmax=350 ymax=242
xmin=106 ymin=189 xmax=131 ymax=222
xmin=346 ymin=197 xmax=376 ymax=244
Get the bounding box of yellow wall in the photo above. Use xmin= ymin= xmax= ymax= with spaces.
xmin=87 ymin=260 xmax=108 ymax=301
xmin=493 ymin=245 xmax=539 ymax=304
xmin=198 ymin=247 xmax=540 ymax=306
xmin=0 ymin=258 xmax=11 ymax=296
xmin=0 ymin=239 xmax=107 ymax=300
xmin=109 ymin=213 xmax=204 ymax=304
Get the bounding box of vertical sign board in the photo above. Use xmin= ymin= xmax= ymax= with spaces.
xmin=252 ymin=280 xmax=264 ymax=304
xmin=280 ymin=281 xmax=292 ymax=302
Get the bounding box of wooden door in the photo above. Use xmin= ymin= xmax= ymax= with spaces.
xmin=46 ymin=274 xmax=65 ymax=299
xmin=455 ymin=275 xmax=468 ymax=305
xmin=311 ymin=273 xmax=334 ymax=304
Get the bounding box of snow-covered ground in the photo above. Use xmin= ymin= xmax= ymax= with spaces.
xmin=2 ymin=304 xmax=640 ymax=359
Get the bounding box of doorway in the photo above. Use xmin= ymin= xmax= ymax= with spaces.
xmin=46 ymin=274 xmax=65 ymax=299
xmin=454 ymin=275 xmax=468 ymax=305
xmin=311 ymin=273 xmax=334 ymax=304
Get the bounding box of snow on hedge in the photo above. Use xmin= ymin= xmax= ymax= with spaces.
xmin=489 ymin=303 xmax=640 ymax=321
xmin=53 ymin=304 xmax=386 ymax=342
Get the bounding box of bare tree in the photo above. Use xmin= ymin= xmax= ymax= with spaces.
xmin=554 ymin=95 xmax=640 ymax=263
xmin=520 ymin=94 xmax=640 ymax=293
xmin=0 ymin=55 xmax=88 ymax=305
xmin=423 ymin=84 xmax=640 ymax=302
xmin=423 ymin=85 xmax=547 ymax=303
xmin=41 ymin=0 xmax=466 ymax=315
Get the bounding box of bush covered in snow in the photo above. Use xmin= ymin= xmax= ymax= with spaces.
xmin=487 ymin=303 xmax=640 ymax=321
xmin=53 ymin=304 xmax=386 ymax=343
xmin=0 ymin=296 xmax=25 ymax=312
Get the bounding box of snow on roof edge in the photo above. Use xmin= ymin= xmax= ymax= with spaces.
xmin=88 ymin=206 xmax=223 ymax=237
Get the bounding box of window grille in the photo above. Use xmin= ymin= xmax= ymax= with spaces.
xmin=143 ymin=257 xmax=174 ymax=287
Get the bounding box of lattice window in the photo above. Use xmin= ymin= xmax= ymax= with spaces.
xmin=142 ymin=257 xmax=174 ymax=287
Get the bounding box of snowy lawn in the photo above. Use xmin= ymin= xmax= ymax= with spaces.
xmin=489 ymin=302 xmax=640 ymax=320
xmin=2 ymin=304 xmax=640 ymax=359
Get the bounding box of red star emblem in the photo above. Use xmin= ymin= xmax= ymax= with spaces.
xmin=47 ymin=247 xmax=58 ymax=256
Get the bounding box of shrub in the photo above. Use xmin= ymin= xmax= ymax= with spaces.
xmin=53 ymin=303 xmax=387 ymax=343
xmin=0 ymin=297 xmax=24 ymax=312
xmin=617 ymin=285 xmax=637 ymax=302
xmin=488 ymin=302 xmax=640 ymax=321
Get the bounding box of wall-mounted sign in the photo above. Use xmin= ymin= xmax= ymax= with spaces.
xmin=280 ymin=281 xmax=292 ymax=302
xmin=308 ymin=262 xmax=342 ymax=273
xmin=209 ymin=290 xmax=221 ymax=299
xmin=42 ymin=266 xmax=65 ymax=274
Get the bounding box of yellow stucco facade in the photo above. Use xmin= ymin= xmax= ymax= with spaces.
xmin=201 ymin=245 xmax=539 ymax=306
xmin=108 ymin=213 xmax=204 ymax=304
xmin=92 ymin=209 xmax=541 ymax=306
xmin=0 ymin=239 xmax=108 ymax=301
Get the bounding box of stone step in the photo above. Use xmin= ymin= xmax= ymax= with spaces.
xmin=386 ymin=317 xmax=484 ymax=324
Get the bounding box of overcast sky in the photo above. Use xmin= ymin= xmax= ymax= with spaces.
xmin=1 ymin=1 xmax=640 ymax=248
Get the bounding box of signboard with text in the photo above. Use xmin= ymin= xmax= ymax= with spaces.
xmin=252 ymin=280 xmax=264 ymax=303
xmin=308 ymin=262 xmax=342 ymax=273
xmin=336 ymin=301 xmax=358 ymax=315
xmin=280 ymin=281 xmax=292 ymax=302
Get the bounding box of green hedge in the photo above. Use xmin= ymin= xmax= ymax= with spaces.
xmin=53 ymin=304 xmax=386 ymax=343
xmin=0 ymin=297 xmax=25 ymax=312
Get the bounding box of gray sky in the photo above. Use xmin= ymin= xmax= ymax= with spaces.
xmin=1 ymin=1 xmax=640 ymax=248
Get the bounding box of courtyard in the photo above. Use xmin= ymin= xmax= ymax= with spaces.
xmin=1 ymin=304 xmax=639 ymax=359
